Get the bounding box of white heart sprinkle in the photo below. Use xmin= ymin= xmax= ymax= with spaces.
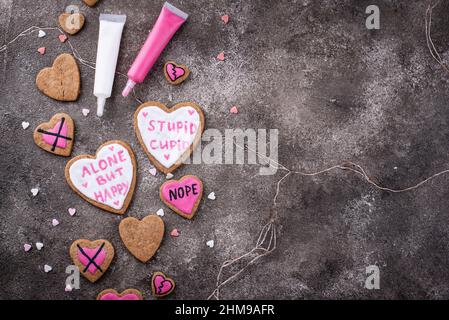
xmin=38 ymin=30 xmax=46 ymax=38
xmin=149 ymin=168 xmax=157 ymax=176
xmin=22 ymin=121 xmax=30 ymax=129
xmin=36 ymin=242 xmax=44 ymax=250
xmin=44 ymin=264 xmax=52 ymax=273
xmin=156 ymin=209 xmax=164 ymax=217
xmin=52 ymin=219 xmax=60 ymax=227
xmin=24 ymin=244 xmax=32 ymax=252
xmin=68 ymin=208 xmax=76 ymax=216
xmin=82 ymin=108 xmax=90 ymax=117
xmin=208 ymin=192 xmax=216 ymax=200
xmin=65 ymin=284 xmax=73 ymax=292
xmin=206 ymin=240 xmax=214 ymax=248
xmin=31 ymin=188 xmax=39 ymax=196
xmin=166 ymin=173 xmax=174 ymax=180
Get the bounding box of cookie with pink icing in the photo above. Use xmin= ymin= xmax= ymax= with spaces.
xmin=70 ymin=239 xmax=114 ymax=283
xmin=34 ymin=113 xmax=75 ymax=157
xmin=164 ymin=61 xmax=190 ymax=85
xmin=134 ymin=101 xmax=205 ymax=174
xmin=97 ymin=289 xmax=143 ymax=300
xmin=159 ymin=175 xmax=203 ymax=220
xmin=151 ymin=272 xmax=175 ymax=298
xmin=65 ymin=140 xmax=137 ymax=215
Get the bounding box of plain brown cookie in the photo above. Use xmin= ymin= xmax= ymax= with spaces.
xmin=36 ymin=53 xmax=80 ymax=101
xmin=70 ymin=239 xmax=114 ymax=283
xmin=33 ymin=113 xmax=74 ymax=157
xmin=119 ymin=215 xmax=164 ymax=263
xmin=164 ymin=61 xmax=190 ymax=85
xmin=59 ymin=13 xmax=85 ymax=35
xmin=65 ymin=140 xmax=137 ymax=215
xmin=96 ymin=289 xmax=143 ymax=300
xmin=83 ymin=0 xmax=100 ymax=6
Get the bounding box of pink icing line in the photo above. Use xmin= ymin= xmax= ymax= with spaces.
xmin=100 ymin=293 xmax=140 ymax=300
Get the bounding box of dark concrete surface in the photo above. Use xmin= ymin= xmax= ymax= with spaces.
xmin=2 ymin=0 xmax=449 ymax=300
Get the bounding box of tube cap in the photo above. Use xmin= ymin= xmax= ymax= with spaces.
xmin=97 ymin=97 xmax=106 ymax=117
xmin=122 ymin=79 xmax=136 ymax=97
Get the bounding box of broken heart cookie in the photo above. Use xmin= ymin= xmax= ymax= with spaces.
xmin=59 ymin=12 xmax=85 ymax=35
xmin=36 ymin=53 xmax=80 ymax=101
xmin=164 ymin=61 xmax=190 ymax=85
xmin=97 ymin=289 xmax=143 ymax=300
xmin=83 ymin=0 xmax=100 ymax=6
xmin=160 ymin=175 xmax=203 ymax=220
xmin=70 ymin=239 xmax=114 ymax=282
xmin=34 ymin=113 xmax=74 ymax=157
xmin=151 ymin=272 xmax=175 ymax=298
xmin=119 ymin=215 xmax=164 ymax=263
xmin=65 ymin=140 xmax=137 ymax=215
xmin=134 ymin=101 xmax=205 ymax=174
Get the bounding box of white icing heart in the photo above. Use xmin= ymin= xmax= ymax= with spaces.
xmin=31 ymin=188 xmax=39 ymax=196
xmin=36 ymin=242 xmax=44 ymax=250
xmin=156 ymin=208 xmax=165 ymax=217
xmin=44 ymin=264 xmax=52 ymax=273
xmin=22 ymin=121 xmax=30 ymax=129
xmin=68 ymin=143 xmax=134 ymax=211
xmin=136 ymin=105 xmax=202 ymax=169
xmin=206 ymin=240 xmax=214 ymax=248
xmin=38 ymin=30 xmax=46 ymax=38
xmin=208 ymin=192 xmax=216 ymax=200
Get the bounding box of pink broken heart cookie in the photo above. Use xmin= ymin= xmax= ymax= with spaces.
xmin=134 ymin=101 xmax=205 ymax=174
xmin=160 ymin=175 xmax=203 ymax=220
xmin=34 ymin=113 xmax=74 ymax=157
xmin=151 ymin=272 xmax=175 ymax=298
xmin=97 ymin=289 xmax=143 ymax=300
xmin=164 ymin=61 xmax=190 ymax=85
xmin=65 ymin=140 xmax=137 ymax=215
xmin=70 ymin=239 xmax=114 ymax=283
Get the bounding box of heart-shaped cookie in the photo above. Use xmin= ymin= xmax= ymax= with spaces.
xmin=34 ymin=113 xmax=75 ymax=157
xmin=119 ymin=215 xmax=164 ymax=263
xmin=160 ymin=175 xmax=203 ymax=219
xmin=70 ymin=239 xmax=114 ymax=283
xmin=97 ymin=289 xmax=143 ymax=300
xmin=164 ymin=61 xmax=190 ymax=85
xmin=59 ymin=13 xmax=85 ymax=35
xmin=83 ymin=0 xmax=100 ymax=6
xmin=65 ymin=140 xmax=137 ymax=215
xmin=134 ymin=101 xmax=205 ymax=174
xmin=36 ymin=53 xmax=80 ymax=101
xmin=151 ymin=272 xmax=175 ymax=298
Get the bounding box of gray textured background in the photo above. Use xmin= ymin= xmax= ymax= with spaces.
xmin=2 ymin=0 xmax=449 ymax=300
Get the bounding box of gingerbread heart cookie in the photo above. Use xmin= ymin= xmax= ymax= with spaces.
xmin=65 ymin=141 xmax=137 ymax=215
xmin=151 ymin=272 xmax=175 ymax=298
xmin=164 ymin=61 xmax=190 ymax=85
xmin=34 ymin=113 xmax=74 ymax=157
xmin=59 ymin=12 xmax=85 ymax=35
xmin=134 ymin=101 xmax=205 ymax=174
xmin=36 ymin=53 xmax=80 ymax=101
xmin=160 ymin=175 xmax=203 ymax=220
xmin=97 ymin=289 xmax=143 ymax=300
xmin=119 ymin=215 xmax=164 ymax=263
xmin=70 ymin=239 xmax=114 ymax=283
xmin=83 ymin=0 xmax=100 ymax=7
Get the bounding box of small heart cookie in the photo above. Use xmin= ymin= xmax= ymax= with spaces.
xmin=65 ymin=141 xmax=137 ymax=215
xmin=83 ymin=0 xmax=100 ymax=7
xmin=36 ymin=53 xmax=80 ymax=101
xmin=59 ymin=13 xmax=85 ymax=35
xmin=160 ymin=175 xmax=203 ymax=219
xmin=164 ymin=61 xmax=190 ymax=85
xmin=70 ymin=239 xmax=114 ymax=283
xmin=119 ymin=215 xmax=164 ymax=263
xmin=97 ymin=289 xmax=143 ymax=300
xmin=151 ymin=272 xmax=175 ymax=298
xmin=134 ymin=101 xmax=205 ymax=174
xmin=34 ymin=113 xmax=75 ymax=157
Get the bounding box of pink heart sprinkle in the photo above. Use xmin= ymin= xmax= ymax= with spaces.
xmin=58 ymin=34 xmax=68 ymax=43
xmin=24 ymin=244 xmax=32 ymax=252
xmin=109 ymin=146 xmax=114 ymax=151
xmin=230 ymin=106 xmax=238 ymax=114
xmin=188 ymin=110 xmax=195 ymax=116
xmin=113 ymin=201 xmax=120 ymax=206
xmin=221 ymin=14 xmax=230 ymax=24
xmin=52 ymin=219 xmax=59 ymax=227
xmin=170 ymin=229 xmax=180 ymax=237
xmin=82 ymin=182 xmax=88 ymax=188
xmin=68 ymin=208 xmax=76 ymax=216
xmin=149 ymin=168 xmax=157 ymax=176
xmin=37 ymin=47 xmax=46 ymax=55
xmin=143 ymin=112 xmax=148 ymax=118
xmin=217 ymin=52 xmax=225 ymax=61
xmin=164 ymin=154 xmax=170 ymax=160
